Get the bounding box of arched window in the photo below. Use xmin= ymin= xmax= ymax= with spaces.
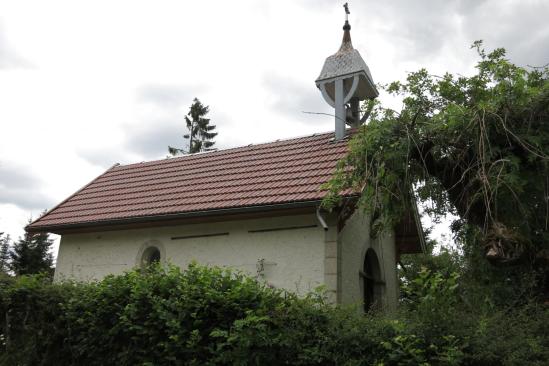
xmin=141 ymin=246 xmax=161 ymax=268
xmin=361 ymin=249 xmax=382 ymax=312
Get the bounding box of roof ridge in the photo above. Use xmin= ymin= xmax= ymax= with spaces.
xmin=95 ymin=143 xmax=344 ymax=183
xmin=114 ymin=130 xmax=336 ymax=170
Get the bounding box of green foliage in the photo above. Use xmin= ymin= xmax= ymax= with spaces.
xmin=0 ymin=233 xmax=10 ymax=274
xmin=399 ymin=241 xmax=464 ymax=291
xmin=1 ymin=263 xmax=547 ymax=365
xmin=322 ymin=43 xmax=549 ymax=276
xmin=63 ymin=263 xmax=285 ymax=365
xmin=0 ymin=273 xmax=76 ymax=365
xmin=169 ymin=98 xmax=217 ymax=155
xmin=463 ymin=302 xmax=549 ymax=365
xmin=397 ymin=246 xmax=549 ymax=366
xmin=401 ymin=267 xmax=460 ymax=314
xmin=379 ymin=327 xmax=463 ymax=366
xmin=9 ymin=228 xmax=53 ymax=277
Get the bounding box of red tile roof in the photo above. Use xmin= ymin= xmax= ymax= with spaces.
xmin=28 ymin=132 xmax=351 ymax=232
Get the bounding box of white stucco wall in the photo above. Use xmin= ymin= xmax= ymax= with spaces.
xmin=55 ymin=214 xmax=326 ymax=296
xmin=338 ymin=209 xmax=398 ymax=311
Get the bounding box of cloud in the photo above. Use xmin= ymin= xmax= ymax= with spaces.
xmin=77 ymin=146 xmax=131 ymax=169
xmin=124 ymin=118 xmax=186 ymax=159
xmin=0 ymin=23 xmax=31 ymax=69
xmin=76 ymin=84 xmax=204 ymax=166
xmin=355 ymin=1 xmax=477 ymax=64
xmin=79 ymin=114 xmax=234 ymax=166
xmin=263 ymin=73 xmax=330 ymax=122
xmin=129 ymin=84 xmax=204 ymax=159
xmin=344 ymin=0 xmax=549 ymax=67
xmin=299 ymin=0 xmax=335 ymax=11
xmin=137 ymin=83 xmax=201 ymax=108
xmin=459 ymin=1 xmax=549 ymax=66
xmin=0 ymin=163 xmax=54 ymax=210
xmin=75 ymin=120 xmax=185 ymax=167
xmin=126 ymin=83 xmax=227 ymax=159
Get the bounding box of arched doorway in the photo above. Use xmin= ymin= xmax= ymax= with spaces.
xmin=361 ymin=248 xmax=382 ymax=312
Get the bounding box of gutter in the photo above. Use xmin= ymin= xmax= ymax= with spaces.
xmin=26 ymin=200 xmax=324 ymax=234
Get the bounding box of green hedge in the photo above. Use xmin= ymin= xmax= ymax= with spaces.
xmin=0 ymin=265 xmax=547 ymax=365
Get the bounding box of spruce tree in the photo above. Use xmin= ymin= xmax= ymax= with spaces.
xmin=0 ymin=232 xmax=10 ymax=274
xmin=169 ymin=98 xmax=217 ymax=155
xmin=10 ymin=227 xmax=53 ymax=276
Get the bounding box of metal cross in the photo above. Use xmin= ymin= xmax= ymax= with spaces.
xmin=343 ymin=3 xmax=350 ymax=16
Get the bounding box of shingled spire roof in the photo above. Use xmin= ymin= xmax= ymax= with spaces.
xmin=315 ymin=18 xmax=376 ymax=99
xmin=339 ymin=20 xmax=353 ymax=52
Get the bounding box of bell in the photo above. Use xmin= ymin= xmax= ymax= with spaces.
xmin=345 ymin=106 xmax=355 ymax=125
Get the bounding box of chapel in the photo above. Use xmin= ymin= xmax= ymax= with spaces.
xmin=28 ymin=6 xmax=424 ymax=311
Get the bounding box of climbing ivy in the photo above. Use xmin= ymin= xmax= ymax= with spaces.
xmin=323 ymin=42 xmax=549 ymax=276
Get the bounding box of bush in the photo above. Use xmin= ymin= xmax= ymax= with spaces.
xmin=0 ymin=264 xmax=399 ymax=365
xmin=463 ymin=302 xmax=549 ymax=366
xmin=1 ymin=263 xmax=548 ymax=365
xmin=0 ymin=273 xmax=77 ymax=365
xmin=62 ymin=264 xmax=288 ymax=365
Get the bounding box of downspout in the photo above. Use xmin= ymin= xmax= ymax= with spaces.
xmin=316 ymin=206 xmax=329 ymax=231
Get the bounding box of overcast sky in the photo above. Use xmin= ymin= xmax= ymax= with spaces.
xmin=1 ymin=0 xmax=548 ymax=255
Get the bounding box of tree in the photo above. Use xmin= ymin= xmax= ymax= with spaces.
xmin=0 ymin=232 xmax=11 ymax=274
xmin=323 ymin=42 xmax=548 ymax=295
xmin=169 ymin=98 xmax=217 ymax=155
xmin=10 ymin=223 xmax=54 ymax=276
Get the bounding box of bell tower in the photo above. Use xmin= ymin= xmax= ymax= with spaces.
xmin=316 ymin=3 xmax=378 ymax=140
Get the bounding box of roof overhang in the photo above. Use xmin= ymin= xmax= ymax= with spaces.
xmin=316 ymin=71 xmax=378 ymax=102
xmin=395 ymin=206 xmax=426 ymax=255
xmin=26 ymin=200 xmax=326 ymax=235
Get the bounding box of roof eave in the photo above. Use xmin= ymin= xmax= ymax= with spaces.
xmin=25 ymin=199 xmax=330 ymax=235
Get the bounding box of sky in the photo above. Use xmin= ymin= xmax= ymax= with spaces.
xmin=1 ymin=0 xmax=548 ymax=257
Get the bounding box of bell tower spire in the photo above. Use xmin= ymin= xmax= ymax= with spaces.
xmin=315 ymin=3 xmax=378 ymax=140
xmin=341 ymin=3 xmax=352 ymax=51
